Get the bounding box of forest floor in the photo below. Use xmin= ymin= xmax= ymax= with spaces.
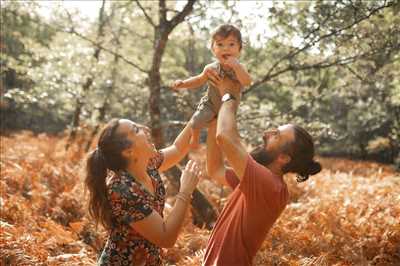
xmin=1 ymin=131 xmax=399 ymax=266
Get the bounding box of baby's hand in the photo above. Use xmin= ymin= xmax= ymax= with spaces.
xmin=172 ymin=80 xmax=184 ymax=90
xmin=222 ymin=56 xmax=240 ymax=69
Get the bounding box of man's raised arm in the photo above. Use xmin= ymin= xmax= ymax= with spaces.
xmin=207 ymin=120 xmax=228 ymax=186
xmin=213 ymin=78 xmax=248 ymax=180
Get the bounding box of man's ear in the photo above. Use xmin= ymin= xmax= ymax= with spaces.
xmin=121 ymin=147 xmax=133 ymax=159
xmin=278 ymin=153 xmax=291 ymax=165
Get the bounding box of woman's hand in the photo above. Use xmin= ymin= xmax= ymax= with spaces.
xmin=132 ymin=159 xmax=201 ymax=248
xmin=179 ymin=160 xmax=201 ymax=195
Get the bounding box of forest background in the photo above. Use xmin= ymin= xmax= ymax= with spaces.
xmin=1 ymin=0 xmax=399 ymax=265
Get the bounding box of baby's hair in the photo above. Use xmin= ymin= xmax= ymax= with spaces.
xmin=211 ymin=24 xmax=242 ymax=50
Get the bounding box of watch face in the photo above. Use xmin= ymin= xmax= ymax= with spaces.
xmin=222 ymin=93 xmax=235 ymax=102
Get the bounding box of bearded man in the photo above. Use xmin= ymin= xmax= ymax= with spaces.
xmin=202 ymin=75 xmax=321 ymax=266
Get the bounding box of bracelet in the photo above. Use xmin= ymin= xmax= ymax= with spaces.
xmin=176 ymin=192 xmax=191 ymax=203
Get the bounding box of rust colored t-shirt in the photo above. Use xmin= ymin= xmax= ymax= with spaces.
xmin=203 ymin=155 xmax=289 ymax=266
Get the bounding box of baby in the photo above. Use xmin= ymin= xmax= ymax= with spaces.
xmin=172 ymin=24 xmax=251 ymax=148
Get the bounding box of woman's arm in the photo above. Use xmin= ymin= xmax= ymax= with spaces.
xmin=132 ymin=195 xmax=190 ymax=248
xmin=131 ymin=161 xmax=200 ymax=248
xmin=158 ymin=121 xmax=192 ymax=172
xmin=206 ymin=120 xmax=228 ymax=186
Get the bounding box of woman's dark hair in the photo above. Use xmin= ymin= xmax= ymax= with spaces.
xmin=211 ymin=24 xmax=242 ymax=50
xmin=282 ymin=125 xmax=322 ymax=182
xmin=85 ymin=118 xmax=132 ymax=230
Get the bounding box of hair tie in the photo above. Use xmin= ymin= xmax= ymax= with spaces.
xmin=95 ymin=147 xmax=106 ymax=162
xmin=96 ymin=147 xmax=103 ymax=154
xmin=296 ymin=174 xmax=308 ymax=183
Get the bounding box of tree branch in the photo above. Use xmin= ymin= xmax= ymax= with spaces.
xmin=344 ymin=65 xmax=373 ymax=84
xmin=248 ymin=47 xmax=390 ymax=91
xmin=159 ymin=0 xmax=167 ymax=25
xmin=97 ymin=0 xmax=107 ymax=37
xmin=119 ymin=25 xmax=152 ymax=41
xmin=248 ymin=1 xmax=395 ymax=91
xmin=168 ymin=0 xmax=196 ymax=30
xmin=68 ymin=28 xmax=149 ymax=73
xmin=133 ymin=0 xmax=156 ymax=27
xmin=6 ymin=8 xmax=149 ymax=74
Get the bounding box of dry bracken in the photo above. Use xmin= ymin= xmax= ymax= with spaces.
xmin=1 ymin=132 xmax=399 ymax=265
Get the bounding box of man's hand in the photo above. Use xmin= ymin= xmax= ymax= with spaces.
xmin=209 ymin=76 xmax=241 ymax=99
xmin=203 ymin=65 xmax=220 ymax=81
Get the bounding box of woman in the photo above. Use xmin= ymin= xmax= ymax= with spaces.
xmin=85 ymin=118 xmax=201 ymax=265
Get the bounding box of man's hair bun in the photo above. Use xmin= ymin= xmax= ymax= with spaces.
xmin=296 ymin=160 xmax=322 ymax=183
xmin=308 ymin=160 xmax=322 ymax=175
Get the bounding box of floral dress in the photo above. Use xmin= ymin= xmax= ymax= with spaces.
xmin=98 ymin=152 xmax=165 ymax=266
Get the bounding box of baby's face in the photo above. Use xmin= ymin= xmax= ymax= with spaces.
xmin=211 ymin=34 xmax=241 ymax=63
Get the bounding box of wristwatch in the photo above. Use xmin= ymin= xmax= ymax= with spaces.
xmin=221 ymin=93 xmax=236 ymax=102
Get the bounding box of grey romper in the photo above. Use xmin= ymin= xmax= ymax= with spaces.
xmin=192 ymin=62 xmax=239 ymax=129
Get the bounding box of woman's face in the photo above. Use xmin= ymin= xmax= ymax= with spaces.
xmin=117 ymin=119 xmax=158 ymax=161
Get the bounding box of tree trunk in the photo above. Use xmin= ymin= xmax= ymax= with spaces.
xmin=166 ymin=165 xmax=217 ymax=229
xmin=65 ymin=77 xmax=93 ymax=150
xmin=148 ymin=28 xmax=168 ymax=149
xmin=185 ymin=23 xmax=196 ymax=76
xmin=65 ymin=0 xmax=107 ymax=150
xmin=147 ymin=0 xmax=196 ymax=148
xmin=85 ymin=7 xmax=122 ymax=152
xmin=84 ymin=65 xmax=116 ymax=152
xmin=143 ymin=0 xmax=216 ymax=227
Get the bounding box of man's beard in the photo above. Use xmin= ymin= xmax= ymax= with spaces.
xmin=250 ymin=145 xmax=278 ymax=167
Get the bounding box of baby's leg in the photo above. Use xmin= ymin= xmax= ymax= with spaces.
xmin=191 ymin=97 xmax=217 ymax=150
